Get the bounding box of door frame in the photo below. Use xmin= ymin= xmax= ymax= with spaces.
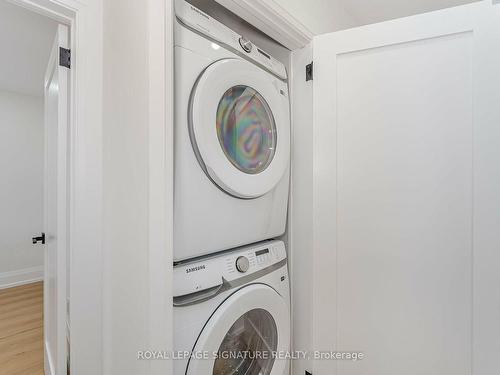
xmin=152 ymin=1 xmax=310 ymax=374
xmin=161 ymin=2 xmax=313 ymax=375
xmin=43 ymin=23 xmax=70 ymax=375
xmin=7 ymin=0 xmax=103 ymax=374
xmin=148 ymin=0 xmax=174 ymax=374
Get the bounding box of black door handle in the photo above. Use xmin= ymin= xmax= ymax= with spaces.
xmin=32 ymin=233 xmax=45 ymax=245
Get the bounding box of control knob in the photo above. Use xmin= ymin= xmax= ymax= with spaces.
xmin=239 ymin=37 xmax=253 ymax=53
xmin=235 ymin=256 xmax=250 ymax=273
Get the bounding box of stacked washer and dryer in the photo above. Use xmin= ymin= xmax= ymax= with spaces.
xmin=173 ymin=1 xmax=291 ymax=374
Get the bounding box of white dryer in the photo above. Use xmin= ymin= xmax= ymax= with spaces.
xmin=174 ymin=1 xmax=290 ymax=261
xmin=173 ymin=240 xmax=290 ymax=375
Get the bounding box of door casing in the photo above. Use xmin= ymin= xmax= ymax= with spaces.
xmin=7 ymin=0 xmax=103 ymax=374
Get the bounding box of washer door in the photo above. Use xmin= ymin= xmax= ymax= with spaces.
xmin=190 ymin=59 xmax=290 ymax=199
xmin=186 ymin=284 xmax=290 ymax=375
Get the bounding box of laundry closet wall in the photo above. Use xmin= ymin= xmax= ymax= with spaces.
xmin=103 ymin=0 xmax=168 ymax=373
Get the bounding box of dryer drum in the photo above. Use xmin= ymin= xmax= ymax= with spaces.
xmin=216 ymin=85 xmax=277 ymax=176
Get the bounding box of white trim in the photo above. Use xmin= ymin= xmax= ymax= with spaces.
xmin=289 ymin=44 xmax=314 ymax=375
xmin=0 ymin=266 xmax=44 ymax=289
xmin=213 ymin=0 xmax=314 ymax=50
xmin=149 ymin=0 xmax=173 ymax=374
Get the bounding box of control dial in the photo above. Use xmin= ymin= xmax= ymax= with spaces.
xmin=239 ymin=37 xmax=253 ymax=53
xmin=235 ymin=256 xmax=250 ymax=273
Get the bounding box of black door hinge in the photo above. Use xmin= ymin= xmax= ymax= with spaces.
xmin=59 ymin=47 xmax=71 ymax=69
xmin=306 ymin=62 xmax=313 ymax=81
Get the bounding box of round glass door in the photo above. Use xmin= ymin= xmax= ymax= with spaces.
xmin=213 ymin=309 xmax=278 ymax=375
xmin=216 ymin=86 xmax=277 ymax=175
xmin=185 ymin=284 xmax=290 ymax=375
xmin=189 ymin=59 xmax=290 ymax=199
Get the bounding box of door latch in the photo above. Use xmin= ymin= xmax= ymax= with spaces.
xmin=32 ymin=233 xmax=45 ymax=245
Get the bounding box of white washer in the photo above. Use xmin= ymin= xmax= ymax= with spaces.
xmin=173 ymin=240 xmax=290 ymax=375
xmin=174 ymin=0 xmax=291 ymax=262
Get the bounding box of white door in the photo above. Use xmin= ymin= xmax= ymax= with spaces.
xmin=312 ymin=2 xmax=500 ymax=375
xmin=44 ymin=24 xmax=70 ymax=375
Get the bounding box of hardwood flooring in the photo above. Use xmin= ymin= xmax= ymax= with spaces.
xmin=0 ymin=282 xmax=44 ymax=374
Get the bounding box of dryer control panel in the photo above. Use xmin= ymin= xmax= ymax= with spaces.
xmin=175 ymin=0 xmax=287 ymax=80
xmin=173 ymin=240 xmax=287 ymax=298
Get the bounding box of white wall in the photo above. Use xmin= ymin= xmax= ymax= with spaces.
xmin=272 ymin=0 xmax=357 ymax=34
xmin=103 ymin=0 xmax=152 ymax=373
xmin=0 ymin=90 xmax=44 ymax=288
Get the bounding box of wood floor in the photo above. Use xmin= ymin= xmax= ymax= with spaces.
xmin=0 ymin=282 xmax=44 ymax=374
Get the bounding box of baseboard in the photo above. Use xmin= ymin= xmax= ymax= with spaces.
xmin=0 ymin=266 xmax=43 ymax=289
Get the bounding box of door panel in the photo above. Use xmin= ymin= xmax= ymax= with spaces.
xmin=44 ymin=24 xmax=69 ymax=375
xmin=312 ymin=2 xmax=500 ymax=375
xmin=336 ymin=32 xmax=473 ymax=375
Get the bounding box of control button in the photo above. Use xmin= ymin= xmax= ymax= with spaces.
xmin=239 ymin=37 xmax=253 ymax=53
xmin=235 ymin=256 xmax=250 ymax=273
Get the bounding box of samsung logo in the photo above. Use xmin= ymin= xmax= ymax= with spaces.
xmin=186 ymin=265 xmax=206 ymax=274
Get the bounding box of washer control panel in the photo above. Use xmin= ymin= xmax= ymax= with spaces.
xmin=175 ymin=0 xmax=287 ymax=80
xmin=173 ymin=240 xmax=286 ymax=298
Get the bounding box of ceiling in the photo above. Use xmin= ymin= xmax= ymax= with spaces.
xmin=0 ymin=0 xmax=57 ymax=97
xmin=340 ymin=0 xmax=479 ymax=29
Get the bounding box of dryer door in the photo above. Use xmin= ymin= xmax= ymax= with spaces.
xmin=186 ymin=284 xmax=290 ymax=375
xmin=190 ymin=59 xmax=290 ymax=199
